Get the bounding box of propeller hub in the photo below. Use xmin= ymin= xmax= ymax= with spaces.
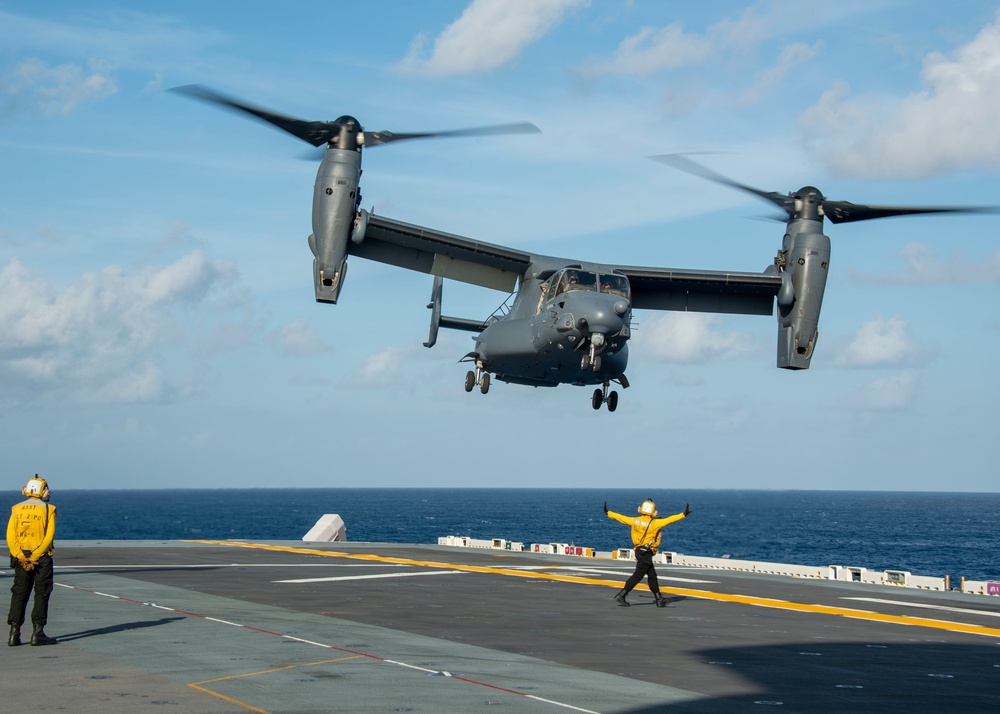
xmin=329 ymin=115 xmax=362 ymax=151
xmin=792 ymin=186 xmax=825 ymax=222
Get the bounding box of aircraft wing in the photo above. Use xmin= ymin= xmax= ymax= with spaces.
xmin=358 ymin=214 xmax=781 ymax=315
xmin=354 ymin=214 xmax=533 ymax=293
xmin=614 ymin=265 xmax=782 ymax=316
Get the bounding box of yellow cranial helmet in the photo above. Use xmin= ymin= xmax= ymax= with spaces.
xmin=23 ymin=475 xmax=50 ymax=501
xmin=638 ymin=499 xmax=657 ymax=517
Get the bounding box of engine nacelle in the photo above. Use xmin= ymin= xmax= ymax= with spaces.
xmin=776 ymin=229 xmax=830 ymax=370
xmin=310 ymin=147 xmax=362 ymax=304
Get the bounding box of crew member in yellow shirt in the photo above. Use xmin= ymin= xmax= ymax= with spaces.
xmin=605 ymin=498 xmax=691 ymax=608
xmin=7 ymin=475 xmax=58 ymax=646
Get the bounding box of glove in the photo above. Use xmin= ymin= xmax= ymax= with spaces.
xmin=683 ymin=503 xmax=691 ymax=517
xmin=603 ymin=501 xmax=609 ymax=515
xmin=18 ymin=557 xmax=34 ymax=572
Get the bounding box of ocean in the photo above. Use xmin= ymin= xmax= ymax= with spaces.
xmin=16 ymin=488 xmax=1000 ymax=584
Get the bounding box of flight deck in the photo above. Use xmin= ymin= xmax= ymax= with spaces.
xmin=4 ymin=540 xmax=999 ymax=713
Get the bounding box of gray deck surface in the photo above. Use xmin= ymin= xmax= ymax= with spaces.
xmin=3 ymin=540 xmax=999 ymax=713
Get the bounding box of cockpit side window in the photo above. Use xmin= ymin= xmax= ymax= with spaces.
xmin=536 ymin=275 xmax=558 ymax=314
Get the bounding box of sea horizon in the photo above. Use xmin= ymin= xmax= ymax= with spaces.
xmin=17 ymin=488 xmax=998 ymax=584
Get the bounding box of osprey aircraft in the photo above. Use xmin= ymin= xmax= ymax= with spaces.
xmin=174 ymin=86 xmax=990 ymax=412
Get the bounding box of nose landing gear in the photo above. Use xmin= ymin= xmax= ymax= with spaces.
xmin=580 ymin=333 xmax=606 ymax=373
xmin=580 ymin=353 xmax=602 ymax=372
xmin=591 ymin=381 xmax=619 ymax=412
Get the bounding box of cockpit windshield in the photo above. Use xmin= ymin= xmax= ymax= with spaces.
xmin=554 ymin=269 xmax=598 ymax=295
xmin=552 ymin=269 xmax=630 ymax=300
xmin=599 ymin=273 xmax=630 ymax=298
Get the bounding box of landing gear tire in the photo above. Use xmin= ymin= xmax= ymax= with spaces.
xmin=480 ymin=372 xmax=491 ymax=394
xmin=591 ymin=381 xmax=619 ymax=412
xmin=465 ymin=371 xmax=476 ymax=392
xmin=581 ymin=353 xmax=602 ymax=372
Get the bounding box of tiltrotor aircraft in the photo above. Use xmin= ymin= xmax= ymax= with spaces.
xmin=174 ymin=86 xmax=989 ymax=412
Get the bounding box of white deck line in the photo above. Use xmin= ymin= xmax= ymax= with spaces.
xmin=842 ymin=596 xmax=1000 ymax=619
xmin=275 ymin=569 xmax=465 ymax=584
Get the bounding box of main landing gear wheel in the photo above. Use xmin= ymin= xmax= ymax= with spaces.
xmin=591 ymin=382 xmax=619 ymax=412
xmin=464 ymin=361 xmax=491 ymax=395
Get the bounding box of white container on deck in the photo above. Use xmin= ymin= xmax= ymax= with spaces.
xmin=302 ymin=514 xmax=346 ymax=542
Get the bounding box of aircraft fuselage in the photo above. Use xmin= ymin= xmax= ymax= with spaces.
xmin=475 ymin=267 xmax=632 ymax=387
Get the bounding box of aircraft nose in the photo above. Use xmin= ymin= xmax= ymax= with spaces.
xmin=576 ymin=305 xmax=626 ymax=335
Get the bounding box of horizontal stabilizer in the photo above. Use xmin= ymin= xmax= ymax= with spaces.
xmin=440 ymin=316 xmax=488 ymax=333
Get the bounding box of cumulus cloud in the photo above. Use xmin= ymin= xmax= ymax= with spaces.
xmin=842 ymin=370 xmax=920 ymax=411
xmin=0 ymin=58 xmax=117 ymax=120
xmin=801 ymin=11 xmax=1000 ymax=177
xmin=633 ymin=312 xmax=762 ymax=363
xmin=397 ymin=0 xmax=585 ymax=77
xmin=0 ymin=251 xmax=236 ymax=405
xmin=850 ymin=241 xmax=1000 ymax=286
xmin=832 ymin=316 xmax=923 ymax=368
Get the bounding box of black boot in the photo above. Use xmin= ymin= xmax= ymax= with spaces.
xmin=8 ymin=624 xmax=21 ymax=647
xmin=30 ymin=625 xmax=57 ymax=646
xmin=654 ymin=593 xmax=673 ymax=608
xmin=614 ymin=590 xmax=630 ymax=607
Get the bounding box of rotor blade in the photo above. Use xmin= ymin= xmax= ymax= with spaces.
xmin=363 ymin=122 xmax=540 ymax=147
xmin=650 ymin=154 xmax=796 ymax=216
xmin=822 ymin=201 xmax=996 ymax=224
xmin=170 ymin=85 xmax=337 ymax=147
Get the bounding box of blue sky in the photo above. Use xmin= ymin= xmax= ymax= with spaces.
xmin=2 ymin=1 xmax=998 ymax=491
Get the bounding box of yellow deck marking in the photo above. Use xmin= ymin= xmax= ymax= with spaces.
xmin=190 ymin=540 xmax=1000 ymax=639
xmin=185 ymin=685 xmax=270 ymax=714
xmin=188 ymin=656 xmax=363 ymax=713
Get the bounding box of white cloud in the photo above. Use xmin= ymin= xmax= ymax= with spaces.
xmin=801 ymin=11 xmax=1000 ymax=177
xmin=633 ymin=312 xmax=761 ymax=363
xmin=397 ymin=0 xmax=586 ymax=77
xmin=150 ymin=221 xmax=202 ymax=255
xmin=850 ymin=241 xmax=1000 ymax=286
xmin=832 ymin=316 xmax=922 ymax=368
xmin=351 ymin=347 xmax=404 ymax=388
xmin=577 ymin=2 xmax=828 ymax=82
xmin=735 ymin=41 xmax=821 ymax=105
xmin=579 ymin=23 xmax=713 ymax=78
xmin=0 ymin=251 xmax=237 ymax=405
xmin=0 ymin=58 xmax=117 ymax=120
xmin=268 ymin=318 xmax=331 ymax=358
xmin=843 ymin=370 xmax=920 ymax=411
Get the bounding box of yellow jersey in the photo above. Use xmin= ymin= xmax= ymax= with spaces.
xmin=7 ymin=498 xmax=57 ymax=560
xmin=607 ymin=510 xmax=685 ymax=554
